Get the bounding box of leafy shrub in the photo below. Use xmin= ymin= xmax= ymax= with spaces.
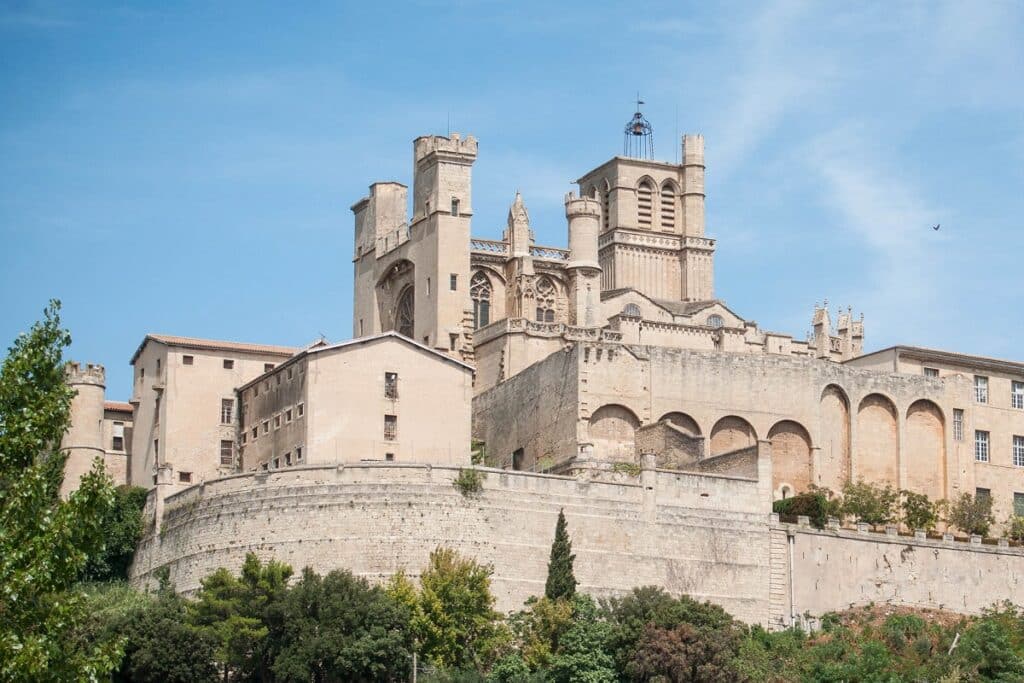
xmin=900 ymin=490 xmax=942 ymax=531
xmin=454 ymin=468 xmax=485 ymax=497
xmin=841 ymin=479 xmax=898 ymax=527
xmin=772 ymin=487 xmax=839 ymax=529
xmin=1005 ymin=515 xmax=1024 ymax=542
xmin=948 ymin=492 xmax=995 ymax=537
xmin=611 ymin=461 xmax=642 ymax=477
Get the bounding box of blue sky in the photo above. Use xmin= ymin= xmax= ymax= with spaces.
xmin=2 ymin=1 xmax=1022 ymax=399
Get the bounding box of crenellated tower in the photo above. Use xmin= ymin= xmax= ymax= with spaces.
xmin=61 ymin=362 xmax=106 ymax=498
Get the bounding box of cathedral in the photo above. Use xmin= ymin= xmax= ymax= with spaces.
xmin=59 ymin=113 xmax=1024 ymax=620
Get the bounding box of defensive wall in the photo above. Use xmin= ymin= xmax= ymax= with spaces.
xmin=131 ymin=460 xmax=1024 ymax=627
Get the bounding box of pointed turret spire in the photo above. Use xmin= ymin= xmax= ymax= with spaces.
xmin=504 ymin=191 xmax=534 ymax=256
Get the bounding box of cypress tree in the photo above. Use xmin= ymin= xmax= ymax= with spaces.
xmin=545 ymin=508 xmax=577 ymax=600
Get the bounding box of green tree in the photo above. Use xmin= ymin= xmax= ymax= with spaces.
xmin=191 ymin=553 xmax=292 ymax=680
xmin=841 ymin=479 xmax=898 ymax=527
xmin=405 ymin=547 xmax=504 ymax=671
xmin=948 ymin=492 xmax=996 ymax=537
xmin=115 ymin=585 xmax=218 ymax=683
xmin=900 ymin=490 xmax=941 ymax=531
xmin=506 ymin=596 xmax=575 ymax=671
xmin=271 ymin=566 xmax=412 ymax=683
xmin=82 ymin=484 xmax=149 ymax=582
xmin=548 ymin=595 xmax=617 ymax=683
xmin=545 ymin=509 xmax=577 ymax=601
xmin=0 ymin=300 xmax=121 ymax=681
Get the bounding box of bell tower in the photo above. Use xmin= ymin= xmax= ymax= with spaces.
xmin=575 ymin=105 xmax=715 ymax=303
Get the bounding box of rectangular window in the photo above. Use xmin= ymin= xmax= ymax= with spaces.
xmin=112 ymin=436 xmax=124 ymax=451
xmin=1013 ymin=381 xmax=1024 ymax=409
xmin=975 ymin=375 xmax=988 ymax=403
xmin=262 ymin=421 xmax=269 ymax=435
xmin=156 ymin=359 xmax=161 ymax=373
xmin=284 ymin=452 xmax=292 ymax=466
xmin=450 ymin=274 xmax=458 ymax=290
xmin=1014 ymin=435 xmax=1024 ymax=468
xmin=286 ymin=409 xmax=293 ymax=422
xmin=251 ymin=427 xmax=258 ymax=440
xmin=426 ymin=277 xmax=431 ymax=296
xmin=265 ymin=380 xmax=270 ymax=392
xmin=221 ymin=398 xmax=234 ymax=424
xmin=384 ymin=414 xmax=397 ymax=441
xmin=450 ymin=333 xmax=458 ymax=351
xmin=264 ymin=363 xmax=275 ymax=373
xmin=923 ymin=367 xmax=939 ymax=377
xmin=274 ymin=415 xmax=281 ymax=429
xmin=295 ymin=446 xmax=303 ymax=461
xmin=1015 ymin=492 xmax=1024 ymax=517
xmin=182 ymin=355 xmax=194 ymax=365
xmin=254 ymin=383 xmax=260 ymax=396
xmin=153 ymin=439 xmax=158 ymax=458
xmin=975 ymin=430 xmax=990 ymax=462
xmin=223 ymin=359 xmax=234 ymax=369
xmin=141 ymin=367 xmax=145 ymax=379
xmin=262 ymin=463 xmax=269 ymax=471
xmin=297 ymin=403 xmax=304 ymax=417
xmin=179 ymin=471 xmax=192 ymax=483
xmin=287 ymin=367 xmax=294 ymax=380
xmin=385 ymin=452 xmax=395 ymax=461
xmin=451 ymin=198 xmax=460 ymax=216
xmin=272 ymin=458 xmax=279 ymax=469
xmin=385 ymin=372 xmax=398 ymax=399
xmin=276 ymin=374 xmax=281 ymax=386
xmin=953 ymin=409 xmax=964 ymax=441
xmin=241 ymin=432 xmax=247 ymax=445
xmin=220 ymin=440 xmax=233 ymax=466
xmin=154 ymin=395 xmax=161 ymax=423
xmin=976 ymin=487 xmax=991 ymax=501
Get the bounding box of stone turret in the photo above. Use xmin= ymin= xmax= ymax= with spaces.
xmin=565 ymin=192 xmax=604 ymax=327
xmin=681 ymin=134 xmax=705 ymax=237
xmin=61 ymin=362 xmax=106 ymax=498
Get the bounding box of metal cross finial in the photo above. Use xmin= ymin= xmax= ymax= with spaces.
xmin=636 ymin=92 xmax=645 ymax=111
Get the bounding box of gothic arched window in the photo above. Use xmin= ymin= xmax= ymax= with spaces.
xmin=396 ymin=287 xmax=415 ymax=338
xmin=470 ymin=271 xmax=491 ymax=330
xmin=660 ymin=181 xmax=676 ymax=231
xmin=535 ymin=276 xmax=556 ymax=323
xmin=637 ymin=180 xmax=654 ymax=228
xmin=622 ymin=303 xmax=641 ymax=318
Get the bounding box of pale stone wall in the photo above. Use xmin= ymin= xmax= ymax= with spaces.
xmin=776 ymin=523 xmax=1024 ymax=624
xmin=848 ymin=348 xmax=1024 ymax=524
xmin=61 ymin=363 xmax=107 ymax=497
xmin=473 ymin=345 xmax=579 ymax=471
xmin=130 ymin=461 xmax=773 ymax=622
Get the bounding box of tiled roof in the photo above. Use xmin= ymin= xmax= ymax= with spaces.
xmin=131 ymin=334 xmax=298 ymax=364
xmin=104 ymin=401 xmax=133 ymax=413
xmin=852 ymin=345 xmax=1024 ymax=373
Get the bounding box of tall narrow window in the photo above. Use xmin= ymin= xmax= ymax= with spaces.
xmin=953 ymin=409 xmax=964 ymax=441
xmin=396 ymin=287 xmax=414 ymax=338
xmin=112 ymin=421 xmax=125 ymax=451
xmin=220 ymin=440 xmax=233 ymax=466
xmin=535 ymin=276 xmax=556 ymax=323
xmin=637 ymin=180 xmax=653 ymax=228
xmin=451 ymin=198 xmax=460 ymax=216
xmin=975 ymin=430 xmax=990 ymax=462
xmin=659 ymin=182 xmax=676 ymax=230
xmin=470 ymin=271 xmax=491 ymax=330
xmin=601 ymin=184 xmax=610 ymax=231
xmin=385 ymin=372 xmax=398 ymax=399
xmin=450 ymin=273 xmax=458 ymax=291
xmin=384 ymin=415 xmax=397 ymax=441
xmin=1014 ymin=435 xmax=1024 ymax=467
xmin=1015 ymin=492 xmax=1024 ymax=517
xmin=1012 ymin=381 xmax=1024 ymax=409
xmin=220 ymin=398 xmax=233 ymax=424
xmin=975 ymin=375 xmax=988 ymax=403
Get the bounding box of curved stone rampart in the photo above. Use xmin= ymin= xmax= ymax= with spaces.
xmin=130 ymin=462 xmax=772 ymax=622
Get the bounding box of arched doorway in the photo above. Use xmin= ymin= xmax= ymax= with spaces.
xmin=768 ymin=420 xmax=813 ymax=495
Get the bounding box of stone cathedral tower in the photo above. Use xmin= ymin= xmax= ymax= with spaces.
xmin=575 ymin=134 xmax=713 ymax=302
